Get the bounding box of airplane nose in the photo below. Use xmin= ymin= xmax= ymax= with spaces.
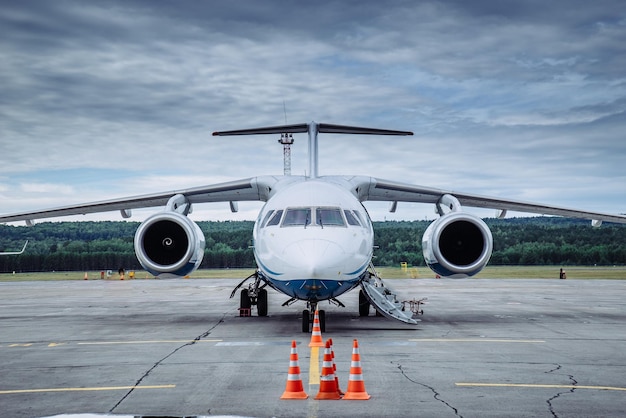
xmin=282 ymin=239 xmax=345 ymax=278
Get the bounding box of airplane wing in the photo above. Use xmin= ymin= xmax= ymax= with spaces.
xmin=0 ymin=177 xmax=277 ymax=223
xmin=356 ymin=177 xmax=626 ymax=225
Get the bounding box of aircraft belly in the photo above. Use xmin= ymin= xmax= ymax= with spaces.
xmin=261 ymin=273 xmax=361 ymax=301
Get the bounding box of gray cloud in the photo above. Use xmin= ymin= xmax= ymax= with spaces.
xmin=0 ymin=0 xmax=625 ymax=221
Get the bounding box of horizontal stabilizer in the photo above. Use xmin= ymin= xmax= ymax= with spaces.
xmin=212 ymin=123 xmax=310 ymax=136
xmin=213 ymin=122 xmax=413 ymax=137
xmin=213 ymin=121 xmax=413 ymax=178
xmin=318 ymin=123 xmax=413 ymax=136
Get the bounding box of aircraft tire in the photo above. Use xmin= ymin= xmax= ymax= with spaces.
xmin=302 ymin=309 xmax=310 ymax=333
xmin=359 ymin=289 xmax=370 ymax=316
xmin=257 ymin=288 xmax=268 ymax=317
xmin=319 ymin=309 xmax=326 ymax=332
xmin=240 ymin=289 xmax=251 ymax=310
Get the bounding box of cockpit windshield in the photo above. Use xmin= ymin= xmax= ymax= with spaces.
xmin=261 ymin=206 xmax=367 ymax=229
xmin=316 ymin=208 xmax=345 ymax=226
xmin=282 ymin=208 xmax=311 ymax=226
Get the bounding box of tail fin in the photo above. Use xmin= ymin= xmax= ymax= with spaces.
xmin=213 ymin=121 xmax=413 ymax=178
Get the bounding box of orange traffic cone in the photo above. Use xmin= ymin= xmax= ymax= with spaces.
xmin=280 ymin=340 xmax=308 ymax=400
xmin=308 ymin=310 xmax=325 ymax=347
xmin=315 ymin=340 xmax=342 ymax=400
xmin=343 ymin=339 xmax=371 ymax=400
xmin=328 ymin=338 xmax=344 ymax=395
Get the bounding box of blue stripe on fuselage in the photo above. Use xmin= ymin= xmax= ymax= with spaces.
xmin=259 ymin=272 xmax=362 ymax=301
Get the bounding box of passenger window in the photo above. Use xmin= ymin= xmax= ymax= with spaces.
xmin=266 ymin=210 xmax=283 ymax=226
xmin=282 ymin=208 xmax=311 ymax=226
xmin=316 ymin=208 xmax=345 ymax=226
xmin=344 ymin=210 xmax=361 ymax=226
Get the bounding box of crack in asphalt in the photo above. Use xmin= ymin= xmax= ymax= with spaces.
xmin=394 ymin=361 xmax=463 ymax=418
xmin=108 ymin=314 xmax=226 ymax=413
xmin=545 ymin=364 xmax=577 ymax=418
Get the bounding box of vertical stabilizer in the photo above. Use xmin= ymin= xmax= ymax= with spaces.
xmin=308 ymin=122 xmax=319 ymax=178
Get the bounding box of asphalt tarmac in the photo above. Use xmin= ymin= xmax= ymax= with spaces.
xmin=1 ymin=277 xmax=625 ymax=418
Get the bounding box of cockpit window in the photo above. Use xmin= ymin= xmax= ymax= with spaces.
xmin=261 ymin=210 xmax=274 ymax=227
xmin=266 ymin=210 xmax=283 ymax=226
xmin=354 ymin=210 xmax=368 ymax=227
xmin=282 ymin=208 xmax=311 ymax=226
xmin=316 ymin=208 xmax=345 ymax=226
xmin=276 ymin=206 xmax=364 ymax=228
xmin=344 ymin=210 xmax=361 ymax=226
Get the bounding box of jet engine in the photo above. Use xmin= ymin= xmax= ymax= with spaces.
xmin=422 ymin=212 xmax=493 ymax=278
xmin=134 ymin=211 xmax=205 ymax=278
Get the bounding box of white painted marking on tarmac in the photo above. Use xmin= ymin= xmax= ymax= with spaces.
xmin=215 ymin=341 xmax=293 ymax=346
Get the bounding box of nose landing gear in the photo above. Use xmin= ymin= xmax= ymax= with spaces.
xmin=302 ymin=302 xmax=325 ymax=333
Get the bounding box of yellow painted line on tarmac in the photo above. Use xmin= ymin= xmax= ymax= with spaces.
xmin=410 ymin=338 xmax=545 ymax=343
xmin=308 ymin=346 xmax=320 ymax=418
xmin=77 ymin=339 xmax=222 ymax=345
xmin=456 ymin=382 xmax=626 ymax=392
xmin=309 ymin=346 xmax=320 ymax=385
xmin=0 ymin=384 xmax=176 ymax=395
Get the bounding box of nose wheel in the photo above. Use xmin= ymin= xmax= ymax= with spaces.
xmin=302 ymin=304 xmax=325 ymax=333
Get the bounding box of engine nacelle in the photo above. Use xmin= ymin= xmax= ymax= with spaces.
xmin=422 ymin=212 xmax=493 ymax=278
xmin=134 ymin=211 xmax=205 ymax=278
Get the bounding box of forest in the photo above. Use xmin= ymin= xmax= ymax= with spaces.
xmin=0 ymin=217 xmax=624 ymax=273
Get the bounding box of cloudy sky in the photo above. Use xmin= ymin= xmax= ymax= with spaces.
xmin=1 ymin=0 xmax=625 ymax=223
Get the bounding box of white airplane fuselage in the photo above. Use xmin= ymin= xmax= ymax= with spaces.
xmin=252 ymin=177 xmax=374 ymax=302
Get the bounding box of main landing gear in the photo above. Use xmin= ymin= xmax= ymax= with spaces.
xmin=230 ymin=272 xmax=268 ymax=317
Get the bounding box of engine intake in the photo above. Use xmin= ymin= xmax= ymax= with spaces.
xmin=422 ymin=212 xmax=492 ymax=278
xmin=134 ymin=211 xmax=205 ymax=278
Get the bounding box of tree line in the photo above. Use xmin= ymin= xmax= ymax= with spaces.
xmin=0 ymin=217 xmax=624 ymax=273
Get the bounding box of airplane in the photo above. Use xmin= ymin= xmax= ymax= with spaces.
xmin=1 ymin=121 xmax=626 ymax=332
